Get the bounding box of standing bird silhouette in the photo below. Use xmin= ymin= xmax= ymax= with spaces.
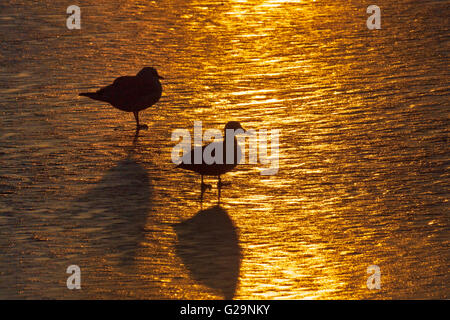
xmin=79 ymin=67 xmax=163 ymax=130
xmin=177 ymin=121 xmax=246 ymax=200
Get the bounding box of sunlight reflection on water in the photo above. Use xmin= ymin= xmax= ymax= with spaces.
xmin=0 ymin=0 xmax=448 ymax=299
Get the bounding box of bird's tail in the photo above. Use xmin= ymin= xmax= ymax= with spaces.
xmin=79 ymin=92 xmax=109 ymax=102
xmin=79 ymin=92 xmax=98 ymax=98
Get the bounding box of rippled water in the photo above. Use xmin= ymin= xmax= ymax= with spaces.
xmin=0 ymin=0 xmax=448 ymax=299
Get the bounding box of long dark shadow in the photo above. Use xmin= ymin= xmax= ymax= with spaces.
xmin=173 ymin=205 xmax=241 ymax=299
xmin=78 ymin=159 xmax=152 ymax=265
xmin=68 ymin=156 xmax=153 ymax=268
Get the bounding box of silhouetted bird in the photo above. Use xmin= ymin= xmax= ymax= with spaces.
xmin=177 ymin=121 xmax=245 ymax=194
xmin=79 ymin=67 xmax=163 ymax=130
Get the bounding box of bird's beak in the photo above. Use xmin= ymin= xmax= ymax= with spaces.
xmin=158 ymin=75 xmax=164 ymax=79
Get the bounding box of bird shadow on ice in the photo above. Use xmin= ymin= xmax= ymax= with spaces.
xmin=173 ymin=205 xmax=242 ymax=299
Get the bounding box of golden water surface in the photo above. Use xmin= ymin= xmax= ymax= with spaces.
xmin=0 ymin=0 xmax=448 ymax=299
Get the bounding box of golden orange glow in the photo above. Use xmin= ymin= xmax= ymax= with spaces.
xmin=1 ymin=0 xmax=447 ymax=300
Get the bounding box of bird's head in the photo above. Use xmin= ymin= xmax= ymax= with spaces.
xmin=137 ymin=67 xmax=164 ymax=80
xmin=224 ymin=121 xmax=245 ymax=132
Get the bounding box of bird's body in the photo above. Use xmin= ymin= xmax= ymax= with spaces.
xmin=176 ymin=140 xmax=242 ymax=176
xmin=79 ymin=67 xmax=163 ymax=129
xmin=177 ymin=121 xmax=246 ymax=200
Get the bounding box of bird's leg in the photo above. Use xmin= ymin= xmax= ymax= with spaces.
xmin=200 ymin=175 xmax=212 ymax=193
xmin=200 ymin=185 xmax=204 ymax=208
xmin=134 ymin=111 xmax=148 ymax=130
xmin=134 ymin=111 xmax=140 ymax=128
xmin=133 ymin=127 xmax=140 ymax=143
xmin=217 ymin=175 xmax=221 ymax=204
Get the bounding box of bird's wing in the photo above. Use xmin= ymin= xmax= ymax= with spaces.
xmin=179 ymin=142 xmax=232 ymax=166
xmin=96 ymin=76 xmax=161 ymax=107
xmin=179 ymin=146 xmax=205 ymax=165
xmin=96 ymin=76 xmax=140 ymax=97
